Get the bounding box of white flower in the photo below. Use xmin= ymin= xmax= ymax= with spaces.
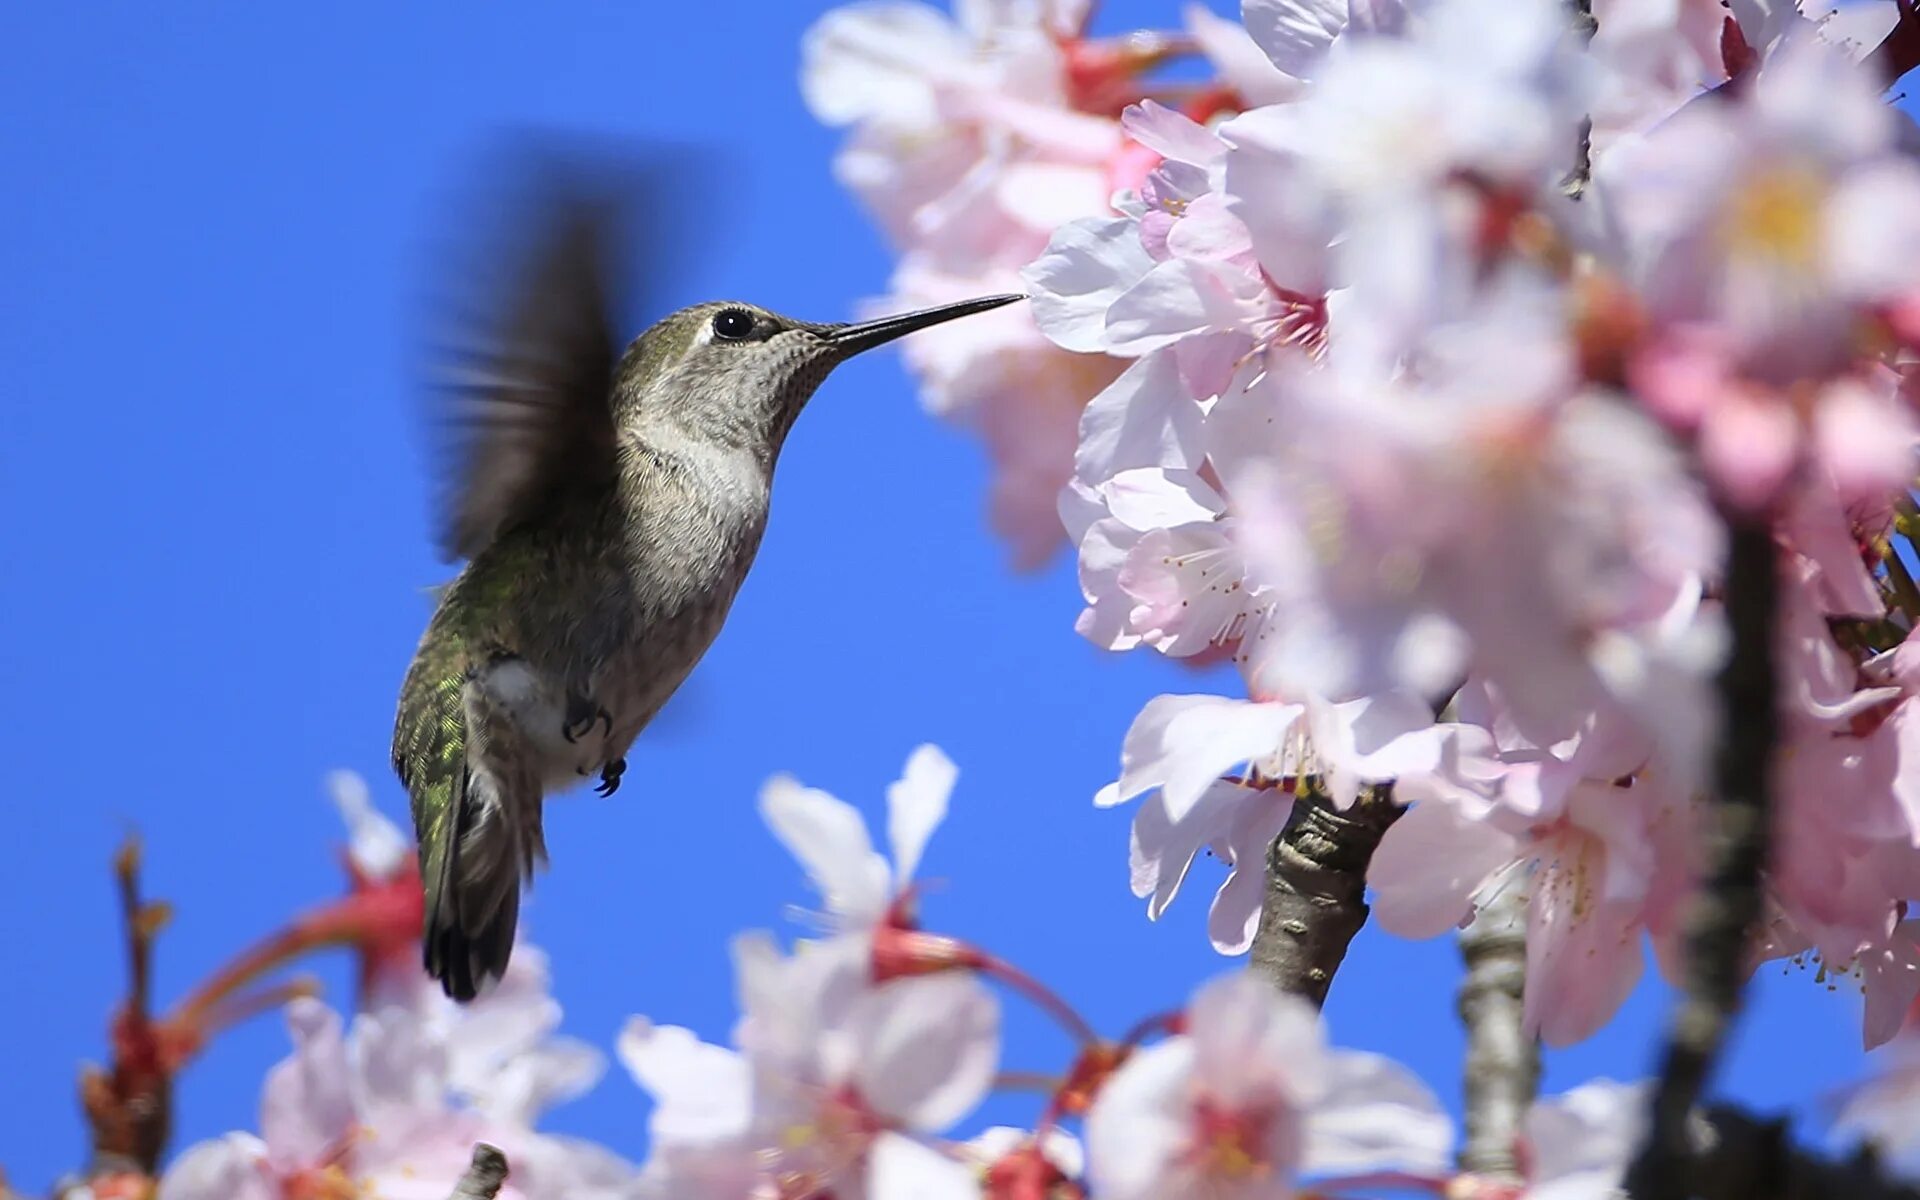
xmin=760 ymin=743 xmax=957 ymax=931
xmin=1085 ymin=974 xmax=1451 ymax=1199
xmin=1520 ymin=1080 xmax=1651 ymax=1199
xmin=622 ymin=933 xmax=997 ymax=1199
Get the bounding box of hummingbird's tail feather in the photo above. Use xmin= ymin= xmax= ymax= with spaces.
xmin=424 ymin=763 xmax=526 ymax=1002
xmin=397 ymin=660 xmax=546 ymax=1003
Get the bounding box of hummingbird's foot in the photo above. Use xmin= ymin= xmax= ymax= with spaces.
xmin=594 ymin=758 xmax=626 ymax=797
xmin=562 ymin=694 xmax=614 ymax=744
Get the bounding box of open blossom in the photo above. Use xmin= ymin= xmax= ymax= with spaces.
xmin=1830 ymin=1029 xmax=1920 ymax=1178
xmin=1369 ymin=687 xmax=1696 ymax=1046
xmin=1084 ymin=973 xmax=1451 ymax=1200
xmin=1100 ymin=689 xmax=1447 ymax=952
xmin=159 ymin=995 xmax=634 ymax=1200
xmin=803 ymin=0 xmax=1141 ymax=567
xmin=759 ymin=743 xmax=957 ymax=950
xmin=1600 ymin=33 xmax=1920 ymax=506
xmin=622 ymin=934 xmax=998 ymax=1199
xmin=1517 ymin=1079 xmax=1650 ymax=1199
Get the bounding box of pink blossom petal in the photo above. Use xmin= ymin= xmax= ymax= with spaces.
xmin=1302 ymin=1051 xmax=1453 ymax=1176
xmin=156 ymin=1134 xmax=276 ymax=1200
xmin=1522 ymin=1080 xmax=1648 ymax=1199
xmin=1084 ymin=1039 xmax=1199 ymax=1200
xmin=800 ymin=4 xmax=965 ymax=127
xmin=1814 ymin=378 xmax=1920 ymax=506
xmin=868 ymin=1133 xmax=982 ymax=1200
xmin=260 ymin=998 xmax=354 ymax=1172
xmin=1121 ymin=99 xmax=1225 ymax=167
xmin=758 ymin=775 xmax=891 ymax=924
xmin=1698 ymin=390 xmax=1799 ymax=511
xmin=1073 ymin=350 xmax=1206 ymax=482
xmin=1207 ymin=786 xmax=1296 ymax=954
xmin=1526 ymin=888 xmax=1646 ymax=1047
xmin=887 ymin=744 xmax=957 ymax=887
xmin=327 ymin=769 xmax=409 ymax=880
xmin=1369 ymin=798 xmax=1521 ymax=939
xmin=1242 ymin=0 xmax=1350 ymax=78
xmin=1025 ymin=218 xmax=1160 ymax=353
xmin=851 ymin=975 xmax=1000 ymax=1130
xmin=1129 ymin=780 xmax=1245 ymax=919
xmin=617 ymin=1019 xmax=751 ymax=1146
xmin=1102 ymin=693 xmax=1304 ymax=820
xmin=1185 ymin=1 xmax=1306 ymax=105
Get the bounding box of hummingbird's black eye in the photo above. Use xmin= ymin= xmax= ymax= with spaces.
xmin=711 ymin=308 xmax=755 ymax=341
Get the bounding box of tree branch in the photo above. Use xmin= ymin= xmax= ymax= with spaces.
xmin=1865 ymin=0 xmax=1920 ymax=90
xmin=1686 ymin=1107 xmax=1920 ymax=1200
xmin=78 ymin=837 xmax=177 ymax=1178
xmin=1625 ymin=514 xmax=1778 ymax=1200
xmin=447 ymin=1144 xmax=510 ymax=1200
xmin=1455 ymin=885 xmax=1539 ymax=1182
xmin=1248 ymin=784 xmax=1402 ymax=1007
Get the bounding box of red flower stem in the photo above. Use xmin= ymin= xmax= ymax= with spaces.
xmin=976 ymin=953 xmax=1098 ymax=1045
xmin=169 ymin=908 xmax=359 ymax=1028
xmin=1117 ymin=1009 xmax=1182 ymax=1050
xmin=201 ymin=976 xmax=322 ymax=1040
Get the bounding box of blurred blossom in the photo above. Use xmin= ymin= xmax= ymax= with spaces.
xmin=1518 ymin=1079 xmax=1650 ymax=1199
xmin=159 ymin=993 xmax=633 ymax=1200
xmin=759 ymin=742 xmax=956 ymax=938
xmin=972 ymin=0 xmax=1920 ymax=1054
xmin=1369 ymin=689 xmax=1698 ymax=1046
xmin=622 ymin=935 xmax=998 ymax=1198
xmin=803 ymin=0 xmax=1143 ymax=568
xmin=1099 ymin=689 xmax=1447 ymax=951
xmin=1083 ymin=973 xmax=1451 ymax=1200
xmin=1831 ymin=1034 xmax=1920 ymax=1177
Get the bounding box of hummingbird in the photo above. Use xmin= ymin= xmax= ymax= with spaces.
xmin=391 ymin=171 xmax=1022 ymax=1001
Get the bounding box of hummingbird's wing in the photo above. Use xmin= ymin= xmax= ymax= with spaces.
xmin=424 ymin=174 xmax=626 ymax=563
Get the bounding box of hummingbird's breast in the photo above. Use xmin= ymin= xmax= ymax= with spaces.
xmin=585 ymin=434 xmax=774 ymax=758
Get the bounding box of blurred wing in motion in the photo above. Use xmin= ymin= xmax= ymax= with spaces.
xmin=418 ymin=134 xmax=721 ymax=562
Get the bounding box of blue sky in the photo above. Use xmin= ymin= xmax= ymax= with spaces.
xmin=0 ymin=3 xmax=1883 ymax=1191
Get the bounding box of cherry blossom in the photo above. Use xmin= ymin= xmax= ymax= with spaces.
xmin=1083 ymin=973 xmax=1451 ymax=1200
xmin=620 ymin=933 xmax=998 ymax=1199
xmin=1369 ymin=691 xmax=1696 ymax=1046
xmin=1599 ymin=33 xmax=1920 ymax=506
xmin=759 ymin=741 xmax=956 ymax=934
xmin=159 ymin=995 xmax=635 ymax=1200
xmin=801 ymin=0 xmax=1143 ymax=568
xmin=1517 ymin=1079 xmax=1650 ymax=1199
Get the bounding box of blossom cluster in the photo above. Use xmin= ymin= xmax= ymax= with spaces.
xmin=618 ymin=746 xmax=1645 ymax=1200
xmin=812 ymin=0 xmax=1920 ymax=1051
xmin=112 ymin=757 xmax=1658 ymax=1200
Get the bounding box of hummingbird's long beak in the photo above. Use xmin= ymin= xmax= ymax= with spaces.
xmin=823 ymin=293 xmax=1026 ymax=356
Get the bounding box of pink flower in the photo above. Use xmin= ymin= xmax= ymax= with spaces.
xmin=1370 ymin=696 xmax=1694 ymax=1045
xmin=621 ymin=933 xmax=998 ymax=1199
xmin=1084 ymin=974 xmax=1451 ymax=1200
xmin=804 ymin=0 xmax=1142 ymax=568
xmin=159 ymin=997 xmax=635 ymax=1200
xmin=1099 ymin=690 xmax=1446 ymax=952
xmin=759 ymin=742 xmax=956 ymax=934
xmin=1517 ymin=1079 xmax=1650 ymax=1199
xmin=1600 ymin=32 xmax=1920 ymax=401
xmin=1830 ymin=1018 xmax=1920 ymax=1174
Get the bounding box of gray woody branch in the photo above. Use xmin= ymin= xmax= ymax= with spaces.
xmin=1454 ymin=886 xmax=1538 ymax=1184
xmin=1622 ymin=513 xmax=1777 ymax=1200
xmin=1247 ymin=782 xmax=1401 ymax=1007
xmin=447 ymin=1144 xmax=510 ymax=1200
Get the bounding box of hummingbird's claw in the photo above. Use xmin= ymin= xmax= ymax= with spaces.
xmin=595 ymin=758 xmax=626 ymax=797
xmin=563 ymin=695 xmax=614 ymax=744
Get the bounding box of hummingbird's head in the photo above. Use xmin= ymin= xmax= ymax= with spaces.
xmin=611 ymin=293 xmax=1025 ymax=458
